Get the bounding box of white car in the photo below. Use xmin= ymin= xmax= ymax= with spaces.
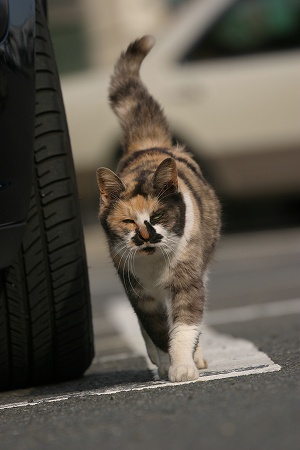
xmin=63 ymin=0 xmax=300 ymax=199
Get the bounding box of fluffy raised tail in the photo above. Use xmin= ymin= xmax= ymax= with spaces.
xmin=109 ymin=35 xmax=172 ymax=153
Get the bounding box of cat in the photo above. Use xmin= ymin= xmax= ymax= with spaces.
xmin=96 ymin=35 xmax=221 ymax=382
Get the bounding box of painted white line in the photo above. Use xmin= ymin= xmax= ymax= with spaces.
xmin=107 ymin=297 xmax=281 ymax=379
xmin=207 ymin=298 xmax=300 ymax=325
xmin=0 ymin=362 xmax=280 ymax=412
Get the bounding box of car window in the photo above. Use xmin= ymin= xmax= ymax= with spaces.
xmin=181 ymin=0 xmax=300 ymax=62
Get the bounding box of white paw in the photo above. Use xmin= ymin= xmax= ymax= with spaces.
xmin=194 ymin=355 xmax=208 ymax=370
xmin=168 ymin=364 xmax=199 ymax=382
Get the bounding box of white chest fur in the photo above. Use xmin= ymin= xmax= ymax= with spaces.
xmin=134 ymin=250 xmax=167 ymax=292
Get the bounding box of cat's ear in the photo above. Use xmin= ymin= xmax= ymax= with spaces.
xmin=152 ymin=158 xmax=178 ymax=194
xmin=96 ymin=167 xmax=125 ymax=205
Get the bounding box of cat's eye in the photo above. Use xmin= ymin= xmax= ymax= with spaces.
xmin=150 ymin=212 xmax=163 ymax=223
xmin=123 ymin=219 xmax=135 ymax=224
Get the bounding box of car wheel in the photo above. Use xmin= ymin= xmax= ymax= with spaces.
xmin=0 ymin=0 xmax=94 ymax=390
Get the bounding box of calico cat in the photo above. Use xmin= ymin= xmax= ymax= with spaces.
xmin=96 ymin=36 xmax=221 ymax=382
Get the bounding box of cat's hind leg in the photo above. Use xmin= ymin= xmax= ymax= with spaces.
xmin=139 ymin=326 xmax=170 ymax=380
xmin=139 ymin=322 xmax=171 ymax=378
xmin=157 ymin=348 xmax=170 ymax=379
xmin=139 ymin=322 xmax=160 ymax=366
xmin=194 ymin=339 xmax=208 ymax=370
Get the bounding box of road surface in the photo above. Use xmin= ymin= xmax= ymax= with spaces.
xmin=0 ymin=225 xmax=299 ymax=450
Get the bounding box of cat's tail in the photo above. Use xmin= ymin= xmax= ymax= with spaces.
xmin=109 ymin=35 xmax=172 ymax=153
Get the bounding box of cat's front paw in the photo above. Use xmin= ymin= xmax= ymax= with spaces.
xmin=168 ymin=364 xmax=199 ymax=382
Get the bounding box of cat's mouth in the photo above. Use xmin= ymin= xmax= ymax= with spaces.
xmin=140 ymin=246 xmax=156 ymax=255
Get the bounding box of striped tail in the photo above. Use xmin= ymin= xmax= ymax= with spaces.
xmin=109 ymin=35 xmax=172 ymax=153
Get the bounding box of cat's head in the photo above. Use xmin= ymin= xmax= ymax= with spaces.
xmin=96 ymin=158 xmax=186 ymax=257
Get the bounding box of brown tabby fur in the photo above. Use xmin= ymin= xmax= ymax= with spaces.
xmin=96 ymin=36 xmax=221 ymax=382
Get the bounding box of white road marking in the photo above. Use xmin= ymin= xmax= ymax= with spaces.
xmin=0 ymin=364 xmax=278 ymax=412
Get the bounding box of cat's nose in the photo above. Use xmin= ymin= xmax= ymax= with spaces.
xmin=135 ymin=221 xmax=162 ymax=244
xmin=137 ymin=220 xmax=155 ymax=242
xmin=138 ymin=225 xmax=150 ymax=241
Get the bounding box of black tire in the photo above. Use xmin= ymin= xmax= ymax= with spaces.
xmin=0 ymin=0 xmax=94 ymax=390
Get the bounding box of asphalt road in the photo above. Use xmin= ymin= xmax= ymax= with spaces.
xmin=0 ymin=226 xmax=299 ymax=450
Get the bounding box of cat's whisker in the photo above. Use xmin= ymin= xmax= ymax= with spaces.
xmin=161 ymin=244 xmax=173 ymax=269
xmin=164 ymin=238 xmax=178 ymax=249
xmin=164 ymin=235 xmax=178 ymax=243
xmin=159 ymin=246 xmax=171 ymax=273
xmin=130 ymin=249 xmax=144 ymax=286
xmin=158 ymin=245 xmax=168 ymax=266
xmin=161 ymin=239 xmax=177 ymax=257
xmin=111 ymin=243 xmax=128 ymax=259
xmin=121 ymin=248 xmax=133 ymax=295
xmin=114 ymin=240 xmax=127 ymax=249
xmin=116 ymin=246 xmax=130 ymax=275
xmin=126 ymin=250 xmax=143 ymax=298
xmin=167 ymin=246 xmax=178 ymax=258
xmin=113 ymin=248 xmax=128 ymax=260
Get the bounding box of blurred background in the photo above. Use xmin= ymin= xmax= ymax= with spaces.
xmin=48 ymin=0 xmax=300 ymax=233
